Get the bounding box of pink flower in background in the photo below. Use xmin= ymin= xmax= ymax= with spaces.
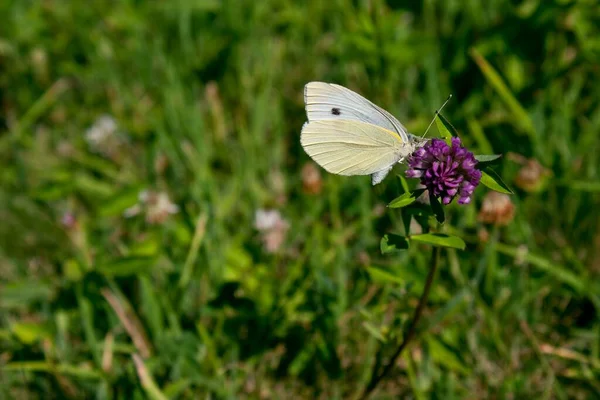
xmin=254 ymin=209 xmax=289 ymax=253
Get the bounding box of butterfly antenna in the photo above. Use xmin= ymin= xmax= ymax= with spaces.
xmin=422 ymin=94 xmax=453 ymax=138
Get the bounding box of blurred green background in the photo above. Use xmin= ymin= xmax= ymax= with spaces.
xmin=1 ymin=0 xmax=600 ymax=398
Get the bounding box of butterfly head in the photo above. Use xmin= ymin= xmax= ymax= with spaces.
xmin=407 ymin=133 xmax=429 ymax=150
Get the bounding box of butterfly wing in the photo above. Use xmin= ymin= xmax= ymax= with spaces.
xmin=304 ymin=82 xmax=409 ymax=142
xmin=301 ymin=119 xmax=412 ymax=177
xmin=371 ymin=166 xmax=394 ymax=185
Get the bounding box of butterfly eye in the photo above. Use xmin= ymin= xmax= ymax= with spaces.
xmin=331 ymin=107 xmax=341 ymax=116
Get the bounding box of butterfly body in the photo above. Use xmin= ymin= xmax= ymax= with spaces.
xmin=301 ymin=82 xmax=424 ymax=185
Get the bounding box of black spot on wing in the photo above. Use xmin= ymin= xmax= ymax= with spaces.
xmin=331 ymin=107 xmax=341 ymax=116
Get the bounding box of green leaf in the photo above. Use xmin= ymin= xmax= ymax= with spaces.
xmin=427 ymin=337 xmax=471 ymax=374
xmin=77 ymin=292 xmax=101 ymax=366
xmin=63 ymin=259 xmax=84 ymax=282
xmin=70 ymin=152 xmax=120 ymax=179
xmin=96 ymin=257 xmax=155 ymax=277
xmin=474 ymin=154 xmax=502 ymax=167
xmin=396 ymin=174 xmax=410 ymax=193
xmin=429 ymin=192 xmax=445 ymax=224
xmin=139 ymin=276 xmax=165 ymax=337
xmin=129 ymin=235 xmax=161 ymax=257
xmin=410 ymin=233 xmax=466 ymax=250
xmin=0 ymin=280 xmax=55 ymax=308
xmin=388 ymin=189 xmax=426 ymax=208
xmin=402 ymin=203 xmax=433 ymax=234
xmin=380 ymin=234 xmax=410 ymax=254
xmin=401 ymin=207 xmax=412 ymax=235
xmin=10 ymin=79 xmax=69 ymax=146
xmin=435 ymin=113 xmax=459 ymax=140
xmin=288 ymin=344 xmax=315 ymax=376
xmin=480 ymin=167 xmax=514 ymax=194
xmin=10 ymin=322 xmax=50 ymax=345
xmin=3 ymin=361 xmax=103 ymax=380
xmin=163 ymin=380 xmax=192 ymax=399
xmin=425 ymin=288 xmax=470 ymax=330
xmin=99 ymin=188 xmax=141 ymax=217
xmin=73 ymin=172 xmax=115 ymax=199
xmin=564 ymin=180 xmax=600 ymax=192
xmin=366 ymin=266 xmax=405 ymax=285
xmin=362 ymin=321 xmax=387 ymax=342
xmin=474 ymin=154 xmax=502 ymax=163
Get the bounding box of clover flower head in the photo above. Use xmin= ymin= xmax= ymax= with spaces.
xmin=406 ymin=137 xmax=481 ymax=205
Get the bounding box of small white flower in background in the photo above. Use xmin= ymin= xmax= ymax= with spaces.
xmin=85 ymin=115 xmax=123 ymax=157
xmin=147 ymin=192 xmax=179 ymax=224
xmin=85 ymin=115 xmax=117 ymax=147
xmin=254 ymin=209 xmax=282 ymax=231
xmin=123 ymin=204 xmax=142 ymax=219
xmin=124 ymin=190 xmax=179 ymax=224
xmin=254 ymin=209 xmax=289 ymax=253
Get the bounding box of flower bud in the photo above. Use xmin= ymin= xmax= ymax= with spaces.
xmin=510 ymin=155 xmax=551 ymax=193
xmin=478 ymin=192 xmax=515 ymax=226
xmin=301 ymin=162 xmax=323 ymax=195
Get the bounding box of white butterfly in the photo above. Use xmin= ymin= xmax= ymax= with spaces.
xmin=301 ymin=82 xmax=426 ymax=185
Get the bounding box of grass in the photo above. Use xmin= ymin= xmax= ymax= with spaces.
xmin=1 ymin=0 xmax=600 ymax=398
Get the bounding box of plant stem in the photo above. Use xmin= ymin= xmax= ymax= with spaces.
xmin=359 ymin=246 xmax=441 ymax=399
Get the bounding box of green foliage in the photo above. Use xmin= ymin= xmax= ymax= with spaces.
xmin=480 ymin=168 xmax=514 ymax=194
xmin=428 ymin=192 xmax=446 ymax=224
xmin=474 ymin=154 xmax=502 ymax=165
xmin=435 ymin=113 xmax=459 ymax=140
xmin=1 ymin=0 xmax=600 ymax=399
xmin=388 ymin=189 xmax=427 ymax=208
xmin=380 ymin=233 xmax=410 ymax=254
xmin=410 ymin=234 xmax=466 ymax=250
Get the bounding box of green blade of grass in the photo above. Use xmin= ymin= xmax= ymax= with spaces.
xmin=495 ymin=243 xmax=585 ymax=293
xmin=410 ymin=233 xmax=466 ymax=250
xmin=3 ymin=361 xmax=103 ymax=380
xmin=178 ymin=213 xmax=208 ymax=289
xmin=470 ymin=48 xmax=536 ymax=137
xmin=132 ymin=354 xmax=168 ymax=400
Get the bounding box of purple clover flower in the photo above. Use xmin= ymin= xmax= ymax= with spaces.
xmin=406 ymin=137 xmax=482 ymax=205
